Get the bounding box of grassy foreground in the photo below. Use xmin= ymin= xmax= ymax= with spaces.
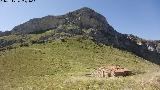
xmin=0 ymin=37 xmax=160 ymax=90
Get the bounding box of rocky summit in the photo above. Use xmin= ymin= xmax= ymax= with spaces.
xmin=0 ymin=7 xmax=160 ymax=64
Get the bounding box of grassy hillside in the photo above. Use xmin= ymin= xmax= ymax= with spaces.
xmin=0 ymin=37 xmax=160 ymax=90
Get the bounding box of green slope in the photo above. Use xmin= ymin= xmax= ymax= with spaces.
xmin=0 ymin=37 xmax=160 ymax=90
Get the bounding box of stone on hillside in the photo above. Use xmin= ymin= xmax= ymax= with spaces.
xmin=87 ymin=65 xmax=132 ymax=78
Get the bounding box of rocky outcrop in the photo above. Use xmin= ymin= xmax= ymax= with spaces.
xmin=0 ymin=31 xmax=11 ymax=36
xmin=9 ymin=7 xmax=108 ymax=35
xmin=0 ymin=7 xmax=159 ymax=64
xmin=87 ymin=65 xmax=132 ymax=77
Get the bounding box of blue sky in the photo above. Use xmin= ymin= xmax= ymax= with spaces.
xmin=0 ymin=0 xmax=160 ymax=40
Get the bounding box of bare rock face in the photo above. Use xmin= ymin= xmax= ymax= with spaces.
xmin=10 ymin=7 xmax=109 ymax=35
xmin=156 ymin=43 xmax=160 ymax=53
xmin=11 ymin=16 xmax=66 ymax=34
xmin=0 ymin=31 xmax=11 ymax=36
xmin=87 ymin=65 xmax=132 ymax=77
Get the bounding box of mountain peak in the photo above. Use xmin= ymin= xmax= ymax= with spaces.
xmin=0 ymin=7 xmax=160 ymax=64
xmin=9 ymin=7 xmax=109 ymax=35
xmin=77 ymin=7 xmax=95 ymax=12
